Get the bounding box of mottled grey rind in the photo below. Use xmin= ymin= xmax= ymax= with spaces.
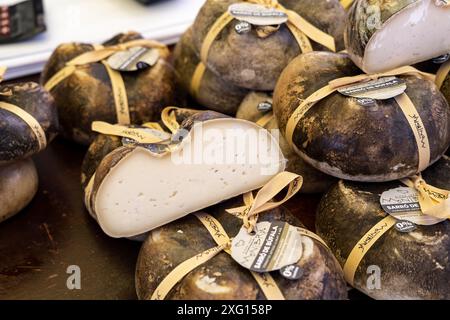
xmin=273 ymin=52 xmax=450 ymax=182
xmin=0 ymin=159 xmax=38 ymax=223
xmin=174 ymin=29 xmax=248 ymax=115
xmin=345 ymin=0 xmax=419 ymax=71
xmin=237 ymin=92 xmax=336 ymax=193
xmin=316 ymin=155 xmax=450 ymax=300
xmin=192 ymin=0 xmax=346 ymax=91
xmin=41 ymin=32 xmax=179 ymax=145
xmin=135 ymin=198 xmax=348 ymax=300
xmin=0 ymin=82 xmax=59 ymax=165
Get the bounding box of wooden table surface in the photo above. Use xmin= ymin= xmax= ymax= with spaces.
xmin=0 ymin=75 xmax=365 ymax=300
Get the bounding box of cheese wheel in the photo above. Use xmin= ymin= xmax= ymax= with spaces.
xmin=0 ymin=82 xmax=58 ymax=166
xmin=0 ymin=159 xmax=38 ymax=223
xmin=273 ymin=51 xmax=450 ymax=182
xmin=316 ymin=155 xmax=450 ymax=299
xmin=346 ymin=0 xmax=450 ymax=73
xmin=136 ymin=199 xmax=348 ymax=300
xmin=191 ymin=0 xmax=346 ymax=91
xmin=40 ymin=32 xmax=179 ymax=145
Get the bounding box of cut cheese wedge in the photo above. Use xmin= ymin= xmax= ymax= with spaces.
xmin=346 ymin=0 xmax=450 ymax=73
xmin=89 ymin=118 xmax=286 ymax=238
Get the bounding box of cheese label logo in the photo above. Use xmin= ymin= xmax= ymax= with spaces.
xmin=394 ymin=220 xmax=417 ymax=233
xmin=231 ymin=221 xmax=303 ymax=272
xmin=280 ymin=264 xmax=304 ymax=280
xmin=338 ymin=76 xmax=407 ymax=100
xmin=380 ymin=187 xmax=445 ymax=225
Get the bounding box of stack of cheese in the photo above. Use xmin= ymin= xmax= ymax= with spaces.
xmin=265 ymin=0 xmax=450 ymax=299
xmin=0 ymin=67 xmax=59 ymax=223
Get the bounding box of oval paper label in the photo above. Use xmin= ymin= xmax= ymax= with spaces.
xmin=107 ymin=47 xmax=160 ymax=72
xmin=228 ymin=3 xmax=288 ymax=26
xmin=380 ymin=187 xmax=446 ymax=226
xmin=338 ymin=76 xmax=406 ymax=100
xmin=231 ymin=221 xmax=303 ymax=273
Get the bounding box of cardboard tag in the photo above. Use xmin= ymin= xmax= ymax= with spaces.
xmin=228 ymin=3 xmax=288 ymax=26
xmin=338 ymin=76 xmax=406 ymax=100
xmin=231 ymin=221 xmax=303 ymax=273
xmin=279 ymin=264 xmax=303 ymax=280
xmin=380 ymin=187 xmax=446 ymax=226
xmin=107 ymin=47 xmax=159 ymax=72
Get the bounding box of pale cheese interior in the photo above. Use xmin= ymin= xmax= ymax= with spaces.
xmin=95 ymin=119 xmax=286 ymax=238
xmin=363 ymin=1 xmax=450 ymax=73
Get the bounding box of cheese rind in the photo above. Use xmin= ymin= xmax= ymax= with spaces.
xmin=91 ymin=119 xmax=286 ymax=238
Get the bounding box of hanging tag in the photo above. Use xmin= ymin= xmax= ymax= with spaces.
xmin=338 ymin=76 xmax=407 ymax=100
xmin=107 ymin=47 xmax=160 ymax=72
xmin=228 ymin=3 xmax=288 ymax=26
xmin=231 ymin=221 xmax=303 ymax=273
xmin=380 ymin=187 xmax=446 ymax=226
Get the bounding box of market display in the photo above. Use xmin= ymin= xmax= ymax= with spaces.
xmin=2 ymin=0 xmax=450 ymax=302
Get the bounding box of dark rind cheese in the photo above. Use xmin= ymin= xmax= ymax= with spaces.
xmin=174 ymin=28 xmax=248 ymax=115
xmin=136 ymin=198 xmax=348 ymax=300
xmin=191 ymin=0 xmax=346 ymax=91
xmin=316 ymin=156 xmax=450 ymax=299
xmin=273 ymin=51 xmax=450 ymax=182
xmin=40 ymin=32 xmax=180 ymax=145
xmin=0 ymin=82 xmax=58 ymax=165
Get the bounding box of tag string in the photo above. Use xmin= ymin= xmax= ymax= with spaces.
xmin=285 ymin=65 xmax=435 ymax=173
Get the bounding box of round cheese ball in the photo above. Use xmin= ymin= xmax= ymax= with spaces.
xmin=191 ymin=0 xmax=346 ymax=91
xmin=316 ymin=155 xmax=450 ymax=299
xmin=41 ymin=32 xmax=179 ymax=145
xmin=0 ymin=82 xmax=59 ymax=166
xmin=273 ymin=51 xmax=450 ymax=182
xmin=0 ymin=159 xmax=38 ymax=223
xmin=136 ymin=198 xmax=348 ymax=300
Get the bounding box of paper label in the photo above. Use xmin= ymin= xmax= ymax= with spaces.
xmin=257 ymin=100 xmax=273 ymax=112
xmin=394 ymin=220 xmax=417 ymax=233
xmin=228 ymin=3 xmax=288 ymax=26
xmin=231 ymin=221 xmax=303 ymax=273
xmin=380 ymin=187 xmax=446 ymax=225
xmin=234 ymin=21 xmax=252 ymax=34
xmin=107 ymin=47 xmax=159 ymax=72
xmin=338 ymin=76 xmax=406 ymax=100
xmin=279 ymin=264 xmax=303 ymax=280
